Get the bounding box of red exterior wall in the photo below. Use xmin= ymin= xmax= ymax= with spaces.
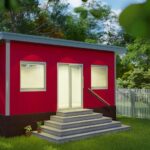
xmin=0 ymin=41 xmax=6 ymax=115
xmin=10 ymin=41 xmax=115 ymax=115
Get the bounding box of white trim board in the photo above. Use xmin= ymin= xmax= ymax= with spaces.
xmin=5 ymin=40 xmax=10 ymax=116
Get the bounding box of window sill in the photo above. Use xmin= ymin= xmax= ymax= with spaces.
xmin=91 ymin=87 xmax=108 ymax=90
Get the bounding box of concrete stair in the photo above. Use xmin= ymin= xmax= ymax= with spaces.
xmin=33 ymin=109 xmax=130 ymax=143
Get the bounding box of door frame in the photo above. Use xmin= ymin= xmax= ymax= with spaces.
xmin=57 ymin=62 xmax=84 ymax=111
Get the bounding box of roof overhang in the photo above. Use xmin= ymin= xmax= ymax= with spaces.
xmin=0 ymin=32 xmax=126 ymax=54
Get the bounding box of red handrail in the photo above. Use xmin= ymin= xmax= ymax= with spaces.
xmin=88 ymin=88 xmax=110 ymax=106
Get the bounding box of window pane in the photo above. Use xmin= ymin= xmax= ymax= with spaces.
xmin=91 ymin=66 xmax=108 ymax=89
xmin=20 ymin=62 xmax=46 ymax=91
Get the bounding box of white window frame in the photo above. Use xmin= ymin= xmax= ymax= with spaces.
xmin=91 ymin=65 xmax=108 ymax=90
xmin=20 ymin=61 xmax=46 ymax=92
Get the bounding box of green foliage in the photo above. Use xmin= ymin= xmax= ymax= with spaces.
xmin=116 ymin=54 xmax=128 ymax=78
xmin=24 ymin=125 xmax=32 ymax=133
xmin=0 ymin=0 xmax=40 ymax=33
xmin=0 ymin=0 xmax=18 ymax=10
xmin=117 ymin=69 xmax=150 ymax=89
xmin=37 ymin=121 xmax=42 ymax=128
xmin=63 ymin=16 xmax=88 ymax=41
xmin=74 ymin=1 xmax=110 ymax=20
xmin=89 ymin=9 xmax=103 ymax=19
xmin=74 ymin=7 xmax=88 ymax=19
xmin=73 ymin=0 xmax=114 ymax=43
xmin=117 ymin=38 xmax=150 ymax=89
xmin=119 ymin=0 xmax=150 ymax=38
xmin=0 ymin=0 xmax=70 ymax=38
xmin=33 ymin=1 xmax=69 ymax=38
xmin=89 ymin=6 xmax=110 ymax=19
xmin=123 ymin=38 xmax=150 ymax=70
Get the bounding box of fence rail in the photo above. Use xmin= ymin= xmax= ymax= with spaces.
xmin=116 ymin=88 xmax=150 ymax=119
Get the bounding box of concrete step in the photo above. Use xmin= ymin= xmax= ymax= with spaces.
xmin=56 ymin=109 xmax=93 ymax=117
xmin=45 ymin=117 xmax=112 ymax=129
xmin=33 ymin=125 xmax=130 ymax=143
xmin=42 ymin=121 xmax=121 ymax=136
xmin=50 ymin=113 xmax=102 ymax=123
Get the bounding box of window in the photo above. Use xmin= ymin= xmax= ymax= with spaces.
xmin=20 ymin=61 xmax=46 ymax=91
xmin=91 ymin=65 xmax=108 ymax=89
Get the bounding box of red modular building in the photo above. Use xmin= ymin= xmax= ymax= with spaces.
xmin=0 ymin=32 xmax=125 ymax=137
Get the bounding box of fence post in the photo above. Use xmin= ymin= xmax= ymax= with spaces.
xmin=130 ymin=90 xmax=136 ymax=117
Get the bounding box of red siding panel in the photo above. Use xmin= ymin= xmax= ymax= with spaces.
xmin=10 ymin=41 xmax=115 ymax=115
xmin=0 ymin=41 xmax=6 ymax=115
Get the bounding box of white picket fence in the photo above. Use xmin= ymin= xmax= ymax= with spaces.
xmin=116 ymin=89 xmax=150 ymax=119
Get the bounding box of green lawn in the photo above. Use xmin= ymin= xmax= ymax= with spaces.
xmin=0 ymin=117 xmax=150 ymax=150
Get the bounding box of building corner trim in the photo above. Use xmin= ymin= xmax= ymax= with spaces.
xmin=5 ymin=40 xmax=10 ymax=116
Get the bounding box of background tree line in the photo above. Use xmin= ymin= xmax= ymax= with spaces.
xmin=0 ymin=0 xmax=149 ymax=89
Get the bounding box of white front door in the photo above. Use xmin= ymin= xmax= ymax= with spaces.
xmin=58 ymin=64 xmax=83 ymax=110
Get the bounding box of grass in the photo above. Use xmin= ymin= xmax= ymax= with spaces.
xmin=0 ymin=117 xmax=150 ymax=150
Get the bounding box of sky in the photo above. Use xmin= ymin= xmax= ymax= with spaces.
xmin=66 ymin=0 xmax=145 ymax=9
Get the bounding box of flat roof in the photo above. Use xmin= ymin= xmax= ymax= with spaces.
xmin=0 ymin=32 xmax=126 ymax=54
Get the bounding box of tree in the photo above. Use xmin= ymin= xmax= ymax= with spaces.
xmin=0 ymin=0 xmax=40 ymax=33
xmin=73 ymin=0 xmax=114 ymax=43
xmin=0 ymin=0 xmax=70 ymax=38
xmin=63 ymin=16 xmax=89 ymax=41
xmin=122 ymin=38 xmax=150 ymax=70
xmin=32 ymin=0 xmax=69 ymax=38
xmin=117 ymin=38 xmax=150 ymax=89
xmin=117 ymin=68 xmax=150 ymax=89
